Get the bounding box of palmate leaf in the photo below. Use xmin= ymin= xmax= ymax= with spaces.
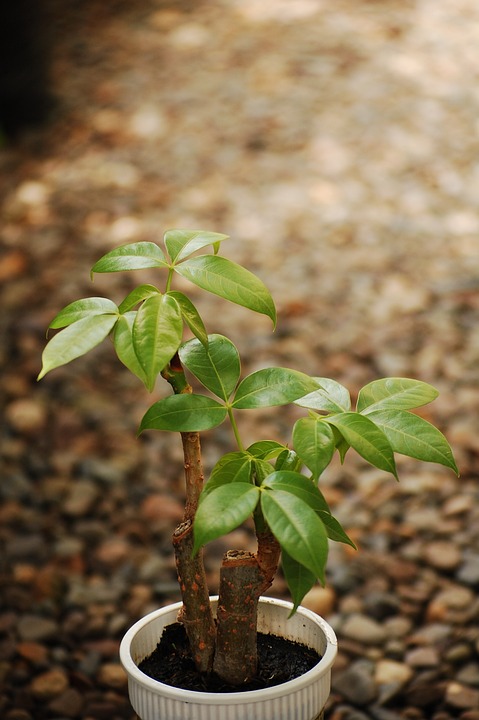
xmin=113 ymin=312 xmax=148 ymax=387
xmin=319 ymin=512 xmax=357 ymax=548
xmin=38 ymin=314 xmax=118 ymax=379
xmin=167 ymin=291 xmax=208 ymax=347
xmin=357 ymin=377 xmax=439 ymax=414
xmin=179 ymin=334 xmax=240 ymax=401
xmin=202 ymin=451 xmax=253 ymax=497
xmin=132 ymin=294 xmax=183 ymax=391
xmin=232 ymin=368 xmax=319 ymax=409
xmin=281 ymin=549 xmax=317 ymax=614
xmin=91 ymin=242 xmax=168 ymax=274
xmin=164 ymin=229 xmax=228 ymax=263
xmin=325 ymin=412 xmax=398 ymax=479
xmin=293 ymin=417 xmax=335 ymax=479
xmin=296 ymin=377 xmax=351 ymax=414
xmin=139 ymin=393 xmax=228 ymax=433
xmin=366 ymin=409 xmax=459 ymax=474
xmin=261 ymin=487 xmax=328 ymax=582
xmin=174 ymin=255 xmax=277 ymax=326
xmin=193 ymin=483 xmax=260 ymax=554
xmin=48 ymin=297 xmax=119 ymax=329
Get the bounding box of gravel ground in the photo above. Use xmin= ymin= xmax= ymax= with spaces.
xmin=1 ymin=1 xmax=479 ymax=718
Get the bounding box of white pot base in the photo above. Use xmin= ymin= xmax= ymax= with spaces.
xmin=120 ymin=596 xmax=337 ymax=720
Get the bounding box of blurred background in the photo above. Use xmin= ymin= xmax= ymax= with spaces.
xmin=1 ymin=1 xmax=479 ymax=718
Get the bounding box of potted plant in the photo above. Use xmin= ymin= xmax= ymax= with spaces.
xmin=38 ymin=229 xmax=458 ymax=720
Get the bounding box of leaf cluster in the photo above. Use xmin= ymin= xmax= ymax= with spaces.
xmin=38 ymin=229 xmax=458 ymax=611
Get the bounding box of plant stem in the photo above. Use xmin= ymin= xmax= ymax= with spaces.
xmin=173 ymin=520 xmax=216 ymax=673
xmin=213 ymin=550 xmax=262 ymax=685
xmin=163 ymin=353 xmax=216 ymax=673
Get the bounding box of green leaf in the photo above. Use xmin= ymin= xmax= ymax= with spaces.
xmin=91 ymin=242 xmax=168 ymax=274
xmin=202 ymin=452 xmax=253 ymax=497
xmin=319 ymin=512 xmax=357 ymax=548
xmin=281 ymin=549 xmax=317 ymax=614
xmin=167 ymin=291 xmax=208 ymax=347
xmin=113 ymin=312 xmax=148 ymax=387
xmin=261 ymin=487 xmax=329 ymax=582
xmin=252 ymin=458 xmax=275 ymax=484
xmin=38 ymin=314 xmax=118 ymax=379
xmin=232 ymin=368 xmax=319 ymax=409
xmin=275 ymin=449 xmax=303 ymax=473
xmin=247 ymin=441 xmax=287 ymax=459
xmin=174 ymin=255 xmax=276 ymax=326
xmin=118 ymin=285 xmax=160 ymax=313
xmin=179 ymin=334 xmax=240 ymax=401
xmin=295 ymin=377 xmax=351 ymax=414
xmin=133 ymin=294 xmax=183 ymax=391
xmin=366 ymin=409 xmax=459 ymax=474
xmin=357 ymin=378 xmax=439 ymax=414
xmin=164 ymin=229 xmax=229 ymax=263
xmin=48 ymin=297 xmax=119 ymax=329
xmin=262 ymin=471 xmax=330 ymax=513
xmin=139 ymin=393 xmax=228 ymax=433
xmin=293 ymin=417 xmax=335 ymax=479
xmin=325 ymin=412 xmax=398 ymax=479
xmin=193 ymin=483 xmax=260 ymax=553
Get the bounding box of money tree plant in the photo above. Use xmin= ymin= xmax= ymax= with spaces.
xmin=38 ymin=229 xmax=458 ymax=687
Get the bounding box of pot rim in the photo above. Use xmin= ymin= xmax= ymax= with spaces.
xmin=120 ymin=595 xmax=338 ymax=705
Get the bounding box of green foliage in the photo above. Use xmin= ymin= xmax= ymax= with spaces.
xmin=38 ymin=228 xmax=459 ymax=614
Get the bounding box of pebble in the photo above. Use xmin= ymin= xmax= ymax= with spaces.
xmin=63 ymin=480 xmax=100 ymax=517
xmin=30 ymin=668 xmax=69 ymax=699
xmin=333 ymin=660 xmax=378 ymax=706
xmin=98 ymin=663 xmax=128 ymax=689
xmin=5 ymin=399 xmax=47 ymax=436
xmin=423 ymin=541 xmax=463 ymax=572
xmin=375 ymin=659 xmax=413 ymax=687
xmin=445 ymin=682 xmax=479 ymax=710
xmin=17 ymin=616 xmax=59 ymax=642
xmin=340 ymin=614 xmax=387 ymax=646
xmin=48 ymin=688 xmax=85 ymax=717
xmin=302 ymin=586 xmax=336 ymax=617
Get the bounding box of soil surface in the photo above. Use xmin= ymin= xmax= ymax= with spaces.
xmin=139 ymin=622 xmax=320 ymax=693
xmin=1 ymin=1 xmax=479 ymax=719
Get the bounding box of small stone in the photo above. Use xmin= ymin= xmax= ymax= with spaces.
xmin=48 ymin=687 xmax=85 ymax=717
xmin=341 ymin=613 xmax=387 ymax=645
xmin=95 ymin=537 xmax=131 ymax=565
xmin=31 ymin=668 xmax=69 ymax=699
xmin=16 ymin=641 xmax=49 ymax=665
xmin=457 ymin=554 xmax=479 ymax=587
xmin=140 ymin=493 xmax=183 ymax=522
xmin=332 ymin=659 xmax=378 ymax=706
xmin=302 ymin=586 xmax=336 ymax=617
xmin=406 ymin=646 xmax=441 ymax=668
xmin=98 ymin=662 xmax=128 ymax=689
xmin=457 ymin=663 xmax=479 ymax=688
xmin=5 ymin=398 xmax=47 ymax=435
xmin=375 ymin=659 xmax=413 ymax=686
xmin=383 ymin=616 xmax=413 ymax=638
xmin=423 ymin=541 xmax=462 ymax=571
xmin=17 ymin=615 xmax=59 ymax=642
xmin=445 ymin=681 xmax=479 ymax=709
xmin=427 ymin=586 xmax=476 ymax=622
xmin=63 ymin=480 xmax=100 ymax=516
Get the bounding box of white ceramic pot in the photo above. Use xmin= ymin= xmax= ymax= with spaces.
xmin=120 ymin=596 xmax=337 ymax=720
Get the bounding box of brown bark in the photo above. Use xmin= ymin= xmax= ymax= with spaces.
xmin=213 ymin=550 xmax=263 ymax=685
xmin=256 ymin=528 xmax=281 ymax=594
xmin=173 ymin=520 xmax=216 ymax=673
xmin=180 ymin=431 xmax=204 ymax=521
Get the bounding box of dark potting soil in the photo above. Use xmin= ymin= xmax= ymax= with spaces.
xmin=139 ymin=622 xmax=321 ymax=693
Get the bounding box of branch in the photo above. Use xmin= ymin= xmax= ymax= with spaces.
xmin=173 ymin=520 xmax=216 ymax=673
xmin=213 ymin=550 xmax=262 ymax=685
